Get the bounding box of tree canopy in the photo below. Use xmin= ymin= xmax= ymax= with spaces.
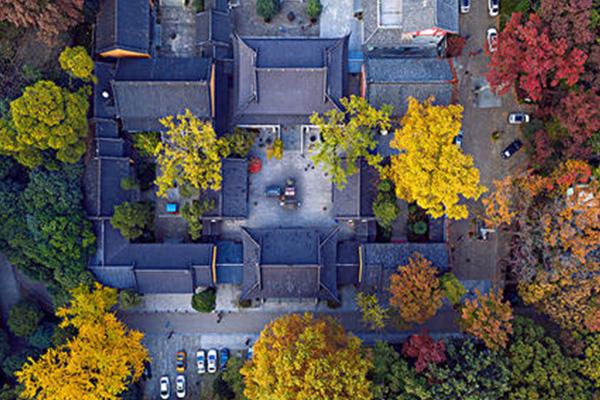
xmin=110 ymin=201 xmax=154 ymax=241
xmin=240 ymin=313 xmax=372 ymax=400
xmin=309 ymin=96 xmax=391 ymax=189
xmin=7 ymin=300 xmax=44 ymax=338
xmin=155 ymin=109 xmax=230 ymax=197
xmin=16 ymin=283 xmax=150 ymax=400
xmin=388 ymin=252 xmax=444 ymax=325
xmin=0 ymin=80 xmax=89 ymax=168
xmin=386 ymin=97 xmax=486 ymax=220
xmin=58 ymin=46 xmax=95 ymax=82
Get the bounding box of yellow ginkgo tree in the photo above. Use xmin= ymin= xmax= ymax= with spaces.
xmin=155 ymin=109 xmax=230 ymax=197
xmin=241 ymin=313 xmax=373 ymax=400
xmin=16 ymin=283 xmax=150 ymax=400
xmin=385 ymin=97 xmax=486 ymax=220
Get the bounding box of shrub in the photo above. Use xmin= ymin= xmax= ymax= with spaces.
xmin=225 ymin=128 xmax=256 ymax=158
xmin=440 ymin=273 xmax=466 ymax=306
xmin=267 ymin=138 xmax=284 ymax=160
xmin=306 ymin=0 xmax=322 ymax=20
xmin=191 ymin=288 xmax=216 ymax=312
xmin=110 ymin=201 xmax=154 ymax=241
xmin=7 ymin=300 xmax=43 ymax=338
xmin=181 ymin=198 xmax=215 ymax=241
xmin=373 ymin=179 xmax=399 ymax=230
xmin=401 ymin=331 xmax=446 ymax=373
xmin=132 ymin=132 xmax=161 ymax=158
xmin=411 ymin=221 xmax=428 ymax=236
xmin=58 ymin=46 xmax=94 ymax=82
xmin=120 ymin=176 xmax=139 ymax=191
xmin=118 ymin=290 xmax=143 ymax=310
xmin=356 ymin=292 xmax=388 ymax=330
xmin=256 ymin=0 xmax=279 ymax=22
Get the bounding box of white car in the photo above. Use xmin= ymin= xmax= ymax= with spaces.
xmin=508 ymin=112 xmax=530 ymax=124
xmin=176 ymin=375 xmax=186 ymax=399
xmin=488 ymin=0 xmax=499 ymax=16
xmin=487 ymin=28 xmax=498 ymax=52
xmin=207 ymin=349 xmax=218 ymax=373
xmin=159 ymin=376 xmax=170 ymax=400
xmin=196 ymin=349 xmax=206 ymax=374
xmin=460 ymin=0 xmax=470 ymax=13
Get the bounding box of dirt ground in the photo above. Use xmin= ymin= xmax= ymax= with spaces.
xmin=232 ymin=0 xmax=319 ymax=37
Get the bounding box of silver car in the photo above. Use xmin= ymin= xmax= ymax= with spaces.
xmin=460 ymin=0 xmax=470 ymax=13
xmin=207 ymin=348 xmax=218 ymax=373
xmin=196 ymin=350 xmax=206 ymax=374
xmin=159 ymin=376 xmax=170 ymax=400
xmin=508 ymin=112 xmax=530 ymax=124
xmin=176 ymin=375 xmax=186 ymax=399
xmin=488 ymin=0 xmax=499 ymax=16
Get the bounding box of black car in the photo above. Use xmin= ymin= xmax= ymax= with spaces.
xmin=142 ymin=361 xmax=152 ymax=381
xmin=501 ymin=140 xmax=523 ymax=159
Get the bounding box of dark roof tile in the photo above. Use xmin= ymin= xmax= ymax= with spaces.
xmin=96 ymin=0 xmax=150 ymax=55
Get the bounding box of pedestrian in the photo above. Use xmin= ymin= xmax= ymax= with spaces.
xmin=216 ymin=311 xmax=223 ymax=324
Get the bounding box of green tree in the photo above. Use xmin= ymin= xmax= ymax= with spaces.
xmin=306 ymin=0 xmax=322 ymax=20
xmin=372 ymin=179 xmax=400 ymax=230
xmin=508 ymin=317 xmax=593 ymax=399
xmin=224 ymin=128 xmax=256 ymax=158
xmin=118 ymin=290 xmax=143 ymax=310
xmin=27 ymin=324 xmax=54 ymax=350
xmin=191 ymin=288 xmax=216 ymax=312
xmin=181 ymin=198 xmax=215 ymax=241
xmin=256 ymin=0 xmax=279 ymax=21
xmin=310 ymin=96 xmax=391 ymax=189
xmin=580 ymin=334 xmax=600 ymax=388
xmin=439 ymin=273 xmax=466 ymax=306
xmin=0 ymin=80 xmax=89 ymax=168
xmin=155 ymin=109 xmax=230 ymax=197
xmin=58 ymin=46 xmax=95 ymax=82
xmin=110 ymin=201 xmax=154 ymax=241
xmin=132 ymin=131 xmax=161 ymax=158
xmin=369 ymin=341 xmax=431 ymax=400
xmin=215 ymin=357 xmax=247 ymax=400
xmin=426 ymin=339 xmax=511 ymax=400
xmin=7 ymin=300 xmax=44 ymax=337
xmin=356 ymin=292 xmax=388 ymax=330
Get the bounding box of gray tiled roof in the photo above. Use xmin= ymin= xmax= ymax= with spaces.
xmin=333 ymin=159 xmax=379 ymax=219
xmin=115 ymin=58 xmax=211 ymax=81
xmin=365 ymin=57 xmax=454 ymax=117
xmin=99 ymin=159 xmax=131 ymax=216
xmin=363 ymin=0 xmax=458 ymax=48
xmin=95 ymin=0 xmax=150 ymax=55
xmin=203 ymin=159 xmax=248 ymax=219
xmin=240 ymin=228 xmax=339 ymax=301
xmin=112 ymin=81 xmax=211 ymax=132
xmin=196 ymin=9 xmax=232 ymax=46
xmin=135 ymin=269 xmax=194 ymax=293
xmin=90 ymin=266 xmax=136 ymax=289
xmin=360 ymin=242 xmax=449 ymax=294
xmin=232 ymin=36 xmax=348 ymax=125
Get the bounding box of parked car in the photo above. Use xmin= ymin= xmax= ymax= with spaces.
xmin=508 ymin=112 xmax=530 ymax=124
xmin=501 ymin=140 xmax=523 ymax=159
xmin=207 ymin=349 xmax=218 ymax=373
xmin=175 ymin=351 xmax=186 ymax=373
xmin=487 ymin=28 xmax=498 ymax=52
xmin=488 ymin=0 xmax=499 ymax=16
xmin=175 ymin=375 xmax=186 ymax=399
xmin=220 ymin=348 xmax=230 ymax=370
xmin=454 ymin=130 xmax=464 ymax=148
xmin=159 ymin=376 xmax=170 ymax=400
xmin=460 ymin=0 xmax=470 ymax=13
xmin=196 ymin=349 xmax=206 ymax=374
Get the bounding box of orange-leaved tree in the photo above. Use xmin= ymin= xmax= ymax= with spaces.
xmin=240 ymin=313 xmax=372 ymax=400
xmin=388 ymin=253 xmax=444 ymax=325
xmin=16 ymin=283 xmax=150 ymax=400
xmin=385 ymin=97 xmax=486 ymax=220
xmin=459 ymin=289 xmax=513 ymax=351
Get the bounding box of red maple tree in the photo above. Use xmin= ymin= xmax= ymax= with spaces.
xmin=402 ymin=330 xmax=446 ymax=373
xmin=486 ymin=12 xmax=587 ymax=102
xmin=538 ymin=0 xmax=595 ymax=47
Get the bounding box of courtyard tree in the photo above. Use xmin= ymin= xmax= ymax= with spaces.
xmin=256 ymin=0 xmax=279 ymax=22
xmin=486 ymin=12 xmax=587 ymax=102
xmin=110 ymin=201 xmax=154 ymax=241
xmin=16 ymin=283 xmax=150 ymax=400
xmin=58 ymin=46 xmax=95 ymax=82
xmin=507 ymin=317 xmax=593 ymax=399
xmin=388 ymin=253 xmax=444 ymax=325
xmin=401 ymin=331 xmax=446 ymax=373
xmin=0 ymin=0 xmax=84 ymax=44
xmin=372 ymin=179 xmax=400 ymax=230
xmin=356 ymin=292 xmax=388 ymax=330
xmin=0 ymin=80 xmax=89 ymax=168
xmin=240 ymin=313 xmax=372 ymax=400
xmin=155 ymin=109 xmax=230 ymax=197
xmin=386 ymin=97 xmax=486 ymax=220
xmin=181 ymin=198 xmax=215 ymax=241
xmin=459 ymin=289 xmax=513 ymax=351
xmin=426 ymin=339 xmax=511 ymax=400
xmin=310 ymin=95 xmax=391 ymax=189
xmin=369 ymin=341 xmax=430 ymax=400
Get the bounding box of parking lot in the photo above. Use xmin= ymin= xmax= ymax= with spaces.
xmin=141 ymin=333 xmax=251 ymax=399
